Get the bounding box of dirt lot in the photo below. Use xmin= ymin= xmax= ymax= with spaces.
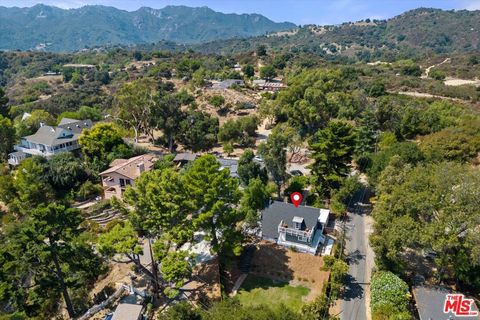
xmin=182 ymin=257 xmax=222 ymax=303
xmin=250 ymin=242 xmax=330 ymax=301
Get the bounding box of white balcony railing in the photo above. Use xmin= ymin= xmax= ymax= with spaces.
xmin=278 ymin=220 xmax=314 ymax=239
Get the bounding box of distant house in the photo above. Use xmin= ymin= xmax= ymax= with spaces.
xmin=261 ymin=201 xmax=330 ymax=255
xmin=233 ymin=63 xmax=242 ymax=72
xmin=99 ymin=154 xmax=158 ymax=199
xmin=173 ymin=152 xmax=197 ymax=167
xmin=63 ymin=63 xmax=96 ymax=69
xmin=253 ymin=79 xmax=287 ymax=91
xmin=8 ymin=118 xmax=92 ymax=166
xmin=413 ymin=286 xmax=479 ymax=320
xmin=217 ymin=157 xmax=239 ymax=178
xmin=210 ymin=79 xmax=244 ymax=90
xmin=111 ymin=303 xmax=144 ymax=320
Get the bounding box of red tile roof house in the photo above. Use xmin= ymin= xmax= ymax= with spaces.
xmin=99 ymin=154 xmax=158 ymax=200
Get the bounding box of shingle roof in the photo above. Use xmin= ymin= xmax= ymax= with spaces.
xmin=173 ymin=153 xmax=197 ymax=162
xmin=413 ymin=286 xmax=479 ymax=320
xmin=217 ymin=158 xmax=239 ymax=178
xmin=22 ymin=119 xmax=92 ymax=146
xmin=100 ymin=154 xmax=158 ymax=180
xmin=262 ymin=201 xmax=322 ymax=240
xmin=111 ymin=303 xmax=143 ymax=320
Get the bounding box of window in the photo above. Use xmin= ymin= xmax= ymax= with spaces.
xmin=126 ymin=179 xmax=132 ymax=185
xmin=120 ymin=178 xmax=125 ymax=187
xmin=298 ymin=236 xmax=307 ymax=242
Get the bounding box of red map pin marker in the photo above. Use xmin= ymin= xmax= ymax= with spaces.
xmin=291 ymin=192 xmax=302 ymax=208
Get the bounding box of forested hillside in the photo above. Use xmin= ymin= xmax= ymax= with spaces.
xmin=192 ymin=8 xmax=480 ymax=59
xmin=0 ymin=4 xmax=295 ymax=51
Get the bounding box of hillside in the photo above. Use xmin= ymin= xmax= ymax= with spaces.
xmin=192 ymin=8 xmax=480 ymax=58
xmin=0 ymin=4 xmax=296 ymax=52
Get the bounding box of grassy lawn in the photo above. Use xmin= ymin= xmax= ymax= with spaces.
xmin=236 ymin=275 xmax=310 ymax=311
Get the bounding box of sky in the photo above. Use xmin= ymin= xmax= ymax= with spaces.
xmin=2 ymin=0 xmax=480 ymax=25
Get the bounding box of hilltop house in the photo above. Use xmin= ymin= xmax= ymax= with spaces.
xmin=253 ymin=79 xmax=287 ymax=92
xmin=261 ymin=201 xmax=330 ymax=255
xmin=8 ymin=118 xmax=92 ymax=166
xmin=99 ymin=154 xmax=158 ymax=199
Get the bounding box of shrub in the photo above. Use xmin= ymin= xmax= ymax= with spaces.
xmin=76 ymin=181 xmax=103 ymax=201
xmin=371 ymin=271 xmax=411 ymax=320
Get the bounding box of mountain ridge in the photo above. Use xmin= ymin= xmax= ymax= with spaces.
xmin=0 ymin=4 xmax=296 ymax=52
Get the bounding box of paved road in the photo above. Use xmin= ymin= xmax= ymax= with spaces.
xmin=339 ymin=192 xmax=373 ymax=320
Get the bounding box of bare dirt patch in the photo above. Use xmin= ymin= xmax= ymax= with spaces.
xmin=182 ymin=257 xmax=222 ymax=303
xmin=250 ymin=242 xmax=330 ymax=301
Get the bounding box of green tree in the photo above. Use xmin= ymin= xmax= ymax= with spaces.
xmin=371 ymin=162 xmax=480 ymax=289
xmin=161 ymin=301 xmax=201 ymax=320
xmin=367 ymin=80 xmax=386 ymax=97
xmin=124 ymin=168 xmax=192 ymax=238
xmin=178 ymin=111 xmax=219 ymax=152
xmin=0 ymin=115 xmax=15 ymax=160
xmin=218 ymin=119 xmax=242 ymax=144
xmin=309 ymin=120 xmax=356 ymax=199
xmin=370 ymin=271 xmax=411 ymax=320
xmin=256 ymin=45 xmax=267 ymax=56
xmin=97 ymin=222 xmax=161 ymax=294
xmin=5 ymin=203 xmax=103 ymax=318
xmin=258 ymin=130 xmax=288 ymax=199
xmin=237 ymin=149 xmax=268 ymax=186
xmin=15 ymin=109 xmax=55 ymax=137
xmin=242 ymin=64 xmax=255 ymax=77
xmin=114 ymin=78 xmax=157 ymax=142
xmin=209 ymin=95 xmax=225 ymax=108
xmin=7 ymin=157 xmax=54 ymax=215
xmin=284 ymin=176 xmax=307 ymax=201
xmin=260 ymin=65 xmax=277 ymax=80
xmin=78 ymin=122 xmax=129 ymax=170
xmin=223 ymin=142 xmax=234 ymax=156
xmin=153 ymin=93 xmax=185 ymax=152
xmin=0 ymin=87 xmax=9 ymax=117
xmin=47 ymin=153 xmax=87 ymax=193
xmin=186 ymin=155 xmax=242 ymax=256
xmin=331 ymin=175 xmax=362 ymax=215
xmin=240 ymin=178 xmax=270 ymax=224
xmin=429 ymin=69 xmax=446 ymax=80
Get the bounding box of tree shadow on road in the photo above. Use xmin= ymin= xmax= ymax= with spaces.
xmin=340 ymin=274 xmax=364 ymax=301
xmin=345 ymin=249 xmax=365 ymax=265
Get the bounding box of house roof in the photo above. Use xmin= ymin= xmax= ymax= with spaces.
xmin=173 ymin=153 xmax=197 ymax=162
xmin=211 ymin=79 xmax=244 ymax=89
xmin=262 ymin=201 xmax=325 ymax=240
xmin=319 ymin=209 xmax=330 ymax=224
xmin=111 ymin=303 xmax=143 ymax=320
xmin=217 ymin=158 xmax=239 ymax=178
xmin=99 ymin=154 xmax=158 ymax=180
xmin=22 ymin=119 xmax=92 ymax=146
xmin=413 ymin=286 xmax=479 ymax=320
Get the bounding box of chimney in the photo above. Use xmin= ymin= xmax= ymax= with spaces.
xmin=136 ymin=162 xmax=145 ymax=175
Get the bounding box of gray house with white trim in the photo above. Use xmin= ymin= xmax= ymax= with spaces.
xmin=8 ymin=118 xmax=92 ymax=165
xmin=261 ymin=201 xmax=330 ymax=255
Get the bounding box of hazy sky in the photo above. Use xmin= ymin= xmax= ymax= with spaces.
xmin=2 ymin=0 xmax=480 ymax=25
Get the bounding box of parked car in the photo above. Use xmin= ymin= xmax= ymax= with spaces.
xmin=289 ymin=170 xmax=303 ymax=176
